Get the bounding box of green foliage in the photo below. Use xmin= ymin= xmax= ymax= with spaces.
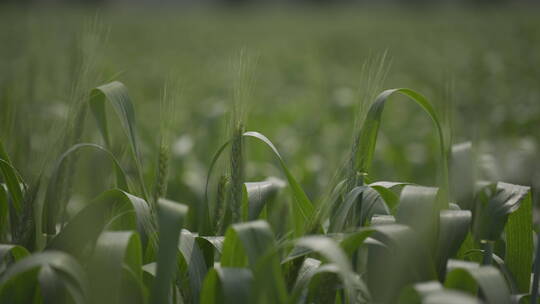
xmin=0 ymin=26 xmax=537 ymax=302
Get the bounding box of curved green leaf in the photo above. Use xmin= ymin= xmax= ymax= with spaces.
xmin=244 ymin=180 xmax=282 ymax=221
xmin=242 ymin=132 xmax=315 ymax=236
xmin=89 ymin=231 xmax=143 ymax=304
xmin=472 ymin=181 xmax=532 ymax=293
xmin=0 ymin=159 xmax=24 ymax=214
xmin=330 ymin=185 xmax=390 ymax=232
xmin=445 ymin=260 xmax=511 ymax=304
xmin=221 ymin=220 xmax=287 ymax=303
xmin=42 ymin=143 xmax=129 ymax=235
xmin=47 ymin=189 xmax=152 ymax=259
xmin=0 ymin=251 xmax=88 ymax=304
xmin=200 ymin=267 xmax=254 ymax=304
xmin=367 ymin=224 xmax=437 ymax=302
xmin=294 ymin=235 xmax=370 ymax=303
xmin=89 ymin=81 xmax=148 ymax=201
xmin=357 ymin=88 xmax=448 ymax=208
xmin=436 ymin=210 xmax=471 ymax=277
xmin=396 ymin=186 xmax=440 ymax=254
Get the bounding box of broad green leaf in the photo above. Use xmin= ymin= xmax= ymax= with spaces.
xmin=304 ymin=264 xmax=342 ymax=303
xmin=367 ymin=224 xmax=437 ymax=302
xmin=196 ymin=235 xmax=225 ymax=265
xmin=150 ymin=198 xmax=188 ymax=304
xmin=89 ymin=231 xmax=143 ymax=304
xmin=290 ymin=258 xmax=321 ymax=303
xmin=221 ymin=220 xmax=287 ymax=303
xmin=471 ymin=182 xmax=532 ymax=293
xmin=200 ymin=267 xmax=254 ymax=304
xmin=284 ymin=229 xmax=375 ymax=266
xmin=47 ymin=189 xmax=152 ymax=259
xmin=356 ymin=88 xmax=448 ymax=208
xmin=436 ymin=210 xmax=471 ymax=278
xmin=369 ymin=181 xmax=411 ymax=211
xmin=445 ymin=260 xmax=511 ymax=304
xmin=89 ymin=81 xmax=148 ymax=201
xmin=294 ymin=235 xmax=370 ymax=303
xmin=396 ymin=186 xmax=440 ymax=255
xmin=450 ymin=142 xmax=474 ymax=210
xmin=0 ymin=251 xmax=88 ymax=304
xmin=243 ymin=180 xmax=282 ymax=221
xmin=42 ymin=143 xmax=129 ymax=235
xmin=505 ymin=187 xmax=533 ymax=294
xmin=330 ymin=186 xmax=390 ymax=232
xmin=178 ymin=229 xmax=209 ymax=303
xmin=472 ymin=182 xmax=529 ymax=241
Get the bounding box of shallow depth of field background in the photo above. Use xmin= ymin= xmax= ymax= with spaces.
xmin=1 ymin=3 xmax=539 ymax=210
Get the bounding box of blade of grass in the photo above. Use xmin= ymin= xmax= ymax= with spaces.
xmin=356 ymin=88 xmax=448 ymax=208
xmin=89 ymin=231 xmax=143 ymax=304
xmin=200 ymin=267 xmax=254 ymax=304
xmin=89 ymin=81 xmax=149 ymax=202
xmin=150 ymin=198 xmax=188 ymax=304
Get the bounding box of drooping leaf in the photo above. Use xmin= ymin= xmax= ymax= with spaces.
xmin=47 ymin=189 xmax=152 ymax=260
xmin=445 ymin=260 xmax=511 ymax=304
xmin=89 ymin=81 xmax=148 ymax=200
xmin=329 ymin=186 xmax=390 ymax=233
xmin=243 ymin=179 xmax=282 ymax=221
xmin=471 ymin=182 xmax=532 ymax=293
xmin=0 ymin=251 xmax=88 ymax=304
xmin=356 ymin=88 xmax=448 ymax=208
xmin=204 ymin=131 xmax=316 ymax=237
xmin=472 ymin=182 xmax=529 ymax=241
xmin=243 ymin=132 xmax=316 ymax=236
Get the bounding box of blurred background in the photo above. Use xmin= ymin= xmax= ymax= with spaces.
xmin=1 ymin=0 xmax=539 ymax=212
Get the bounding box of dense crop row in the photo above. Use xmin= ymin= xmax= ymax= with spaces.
xmin=1 ymin=7 xmax=540 ymax=304
xmin=0 ymin=73 xmax=537 ymax=303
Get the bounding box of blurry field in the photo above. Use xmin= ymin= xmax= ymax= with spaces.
xmin=1 ymin=5 xmax=539 ymax=205
xmin=3 ymin=4 xmax=540 ymax=303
